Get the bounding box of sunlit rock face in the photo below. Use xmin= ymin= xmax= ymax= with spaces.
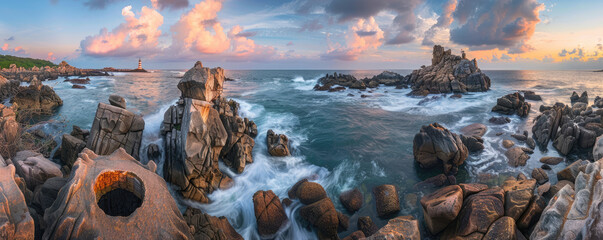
xmin=87 ymin=102 xmax=145 ymax=159
xmin=11 ymin=76 xmax=63 ymax=114
xmin=0 ymin=164 xmax=35 ymax=240
xmin=178 ymin=61 xmax=225 ymax=102
xmin=43 ymin=148 xmax=192 ymax=239
xmin=0 ymin=75 xmax=19 ymax=102
xmin=0 ymin=103 xmax=19 ymax=158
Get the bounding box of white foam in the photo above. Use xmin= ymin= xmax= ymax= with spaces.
xmin=292 ymin=76 xmax=319 ymax=91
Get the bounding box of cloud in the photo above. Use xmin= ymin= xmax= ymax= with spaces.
xmin=322 ymin=17 xmax=384 ymax=61
xmin=558 ymin=48 xmax=583 ymax=58
xmin=450 ymin=0 xmax=544 ymax=52
xmin=501 ymin=53 xmax=512 ymax=60
xmin=150 ymin=0 xmax=189 ymax=10
xmin=296 ymin=0 xmax=325 ymax=14
xmin=47 ymin=52 xmax=57 ymax=61
xmin=83 ymin=0 xmax=123 ymax=9
xmin=170 ymin=0 xmax=230 ymax=54
xmin=597 ymin=43 xmax=603 ymax=51
xmin=325 ymin=0 xmax=423 ymax=45
xmin=287 ymin=41 xmax=294 ymax=46
xmin=5 ymin=36 xmax=14 ymax=41
xmin=1 ymin=44 xmax=7 ymax=51
xmin=422 ymin=0 xmax=456 ymax=46
xmin=0 ymin=43 xmax=26 ymax=55
xmin=80 ymin=5 xmax=164 ymax=57
xmin=299 ymin=19 xmax=324 ymax=32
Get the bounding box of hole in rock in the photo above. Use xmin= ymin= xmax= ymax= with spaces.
xmin=94 ymin=171 xmax=145 ymax=217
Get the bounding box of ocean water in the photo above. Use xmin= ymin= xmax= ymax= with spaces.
xmin=41 ymin=69 xmax=603 ymax=239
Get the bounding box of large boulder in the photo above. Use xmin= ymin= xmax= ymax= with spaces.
xmin=413 ymin=123 xmax=468 ymax=174
xmin=456 ymin=187 xmax=504 ymax=236
xmin=183 ymin=207 xmax=243 ymax=240
xmin=373 ymin=184 xmax=400 ymax=217
xmin=87 ymin=101 xmax=144 ymax=159
xmin=42 ymin=148 xmax=193 ymax=239
xmin=482 ymin=216 xmax=518 ymax=240
xmin=459 ymin=123 xmax=487 ymax=138
xmin=492 ymin=92 xmax=531 ymax=117
xmin=266 ymin=129 xmax=291 ymax=156
xmin=12 ymin=78 xmax=63 ymax=114
xmin=293 ymin=181 xmax=327 ymax=205
xmin=253 ymin=190 xmax=288 ymax=238
xmin=299 ymin=198 xmax=339 ymax=239
xmin=60 ymin=134 xmax=86 ymax=168
xmin=570 ymin=91 xmax=588 ymax=105
xmin=0 ymin=165 xmax=35 ymax=240
xmin=178 ymin=61 xmax=225 ymax=102
xmin=505 ymin=147 xmax=530 ymax=167
xmin=339 ymin=188 xmax=363 ymax=213
xmin=420 ymin=185 xmax=463 ymax=234
xmin=502 ymin=178 xmax=536 ymax=221
xmin=12 ymin=150 xmax=62 ymax=190
xmin=369 ymin=216 xmax=420 ymax=240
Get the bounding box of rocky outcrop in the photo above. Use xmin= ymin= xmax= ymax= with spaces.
xmin=1 ymin=61 xmax=108 ymax=82
xmin=570 ymin=91 xmax=588 ymax=105
xmin=373 ymin=184 xmax=400 ymax=217
xmin=266 ymin=129 xmax=291 ymax=156
xmin=314 ymin=73 xmax=365 ymax=91
xmin=12 ymin=150 xmax=62 ymax=190
xmin=178 ymin=61 xmax=224 ymax=102
xmin=43 ymin=148 xmax=193 ymax=239
xmin=340 ymin=188 xmax=363 ymax=213
xmin=87 ymin=100 xmax=144 ymax=159
xmin=492 ymin=92 xmax=531 ymax=117
xmin=11 ymin=78 xmax=63 ymax=114
xmin=0 ymin=75 xmax=19 ymax=101
xmin=215 ymin=97 xmax=256 ymax=173
xmin=505 ymin=147 xmax=530 ymax=167
xmin=407 ymin=45 xmax=491 ymax=95
xmin=421 ymin=185 xmax=463 ymax=234
xmin=108 ymin=94 xmax=126 ymax=109
xmin=369 ymin=216 xmax=420 ymax=240
xmin=60 ymin=134 xmax=86 ymax=168
xmin=0 ymin=164 xmax=35 ymax=240
xmin=413 ymin=122 xmax=468 ymax=174
xmin=595 ymin=136 xmax=603 ymax=160
xmin=0 ymin=103 xmax=19 ymax=158
xmin=253 ymin=190 xmax=288 ymax=238
xmin=183 ymin=207 xmax=243 ymax=240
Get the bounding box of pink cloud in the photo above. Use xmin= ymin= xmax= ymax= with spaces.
xmin=322 ymin=17 xmax=384 ymax=61
xmin=170 ymin=0 xmax=230 ymax=54
xmin=1 ymin=44 xmax=7 ymax=51
xmin=47 ymin=52 xmax=57 ymax=61
xmin=80 ymin=5 xmax=163 ymax=57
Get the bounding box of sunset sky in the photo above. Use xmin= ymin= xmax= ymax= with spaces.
xmin=1 ymin=0 xmax=602 ymax=70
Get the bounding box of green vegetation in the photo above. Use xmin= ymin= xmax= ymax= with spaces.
xmin=0 ymin=54 xmax=57 ymax=69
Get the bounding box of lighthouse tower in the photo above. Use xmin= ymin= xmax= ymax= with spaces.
xmin=137 ymin=58 xmax=142 ymax=70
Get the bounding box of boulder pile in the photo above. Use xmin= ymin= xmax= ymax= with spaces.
xmin=413 ymin=122 xmax=468 ymax=175
xmin=492 ymin=92 xmax=531 ymax=117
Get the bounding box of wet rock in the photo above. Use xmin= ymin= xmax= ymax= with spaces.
xmin=184 ymin=207 xmax=243 ymax=240
xmin=413 ymin=122 xmax=468 ymax=174
xmin=530 ymin=185 xmax=575 ymax=239
xmin=492 ymin=92 xmax=531 ymax=117
xmin=420 ymin=185 xmax=463 ymax=234
xmin=482 ymin=216 xmax=517 ymax=240
xmin=0 ymin=165 xmax=35 ymax=240
xmin=339 ymin=188 xmax=363 ymax=213
xmin=503 ymin=140 xmax=515 ymax=148
xmin=456 ymin=187 xmax=504 ymax=236
xmin=539 ymin=156 xmax=563 ymax=165
xmin=299 ymin=198 xmax=339 ymax=239
xmin=358 ymin=216 xmax=379 ymax=237
xmin=342 ymin=230 xmax=364 ymax=240
xmin=337 ymin=211 xmax=349 ymax=232
xmin=60 ymin=134 xmax=86 ymax=168
xmin=570 ymin=91 xmax=588 ymax=105
xmin=70 ymin=125 xmax=89 ymax=142
xmin=511 ymin=134 xmax=527 ymax=141
xmin=146 ymin=143 xmax=161 ymax=163
xmin=489 ymin=116 xmax=511 ymax=125
xmin=541 ymin=164 xmax=552 ymax=170
xmin=373 ymin=184 xmax=400 ymax=217
xmin=404 ymin=193 xmax=418 ymax=209
xmin=522 ymin=91 xmax=542 ymax=101
xmin=517 ymin=173 xmax=528 ymax=181
xmin=557 ymin=160 xmax=587 ymax=182
xmin=459 ymin=183 xmax=488 ymax=198
xmin=87 ymin=101 xmax=144 ymax=159
xmin=594 ymin=135 xmax=603 ymax=160
xmin=370 ymin=216 xmax=420 ymax=240
xmin=282 ymin=198 xmax=292 ymax=207
xmin=460 ymin=123 xmax=487 ymax=137
xmin=43 ymin=148 xmax=193 ymax=239
xmin=505 ymin=147 xmax=530 ymax=167
xmin=253 ymin=190 xmax=288 ymax=237
xmin=215 ymin=97 xmax=256 ymax=173
xmin=502 ymin=178 xmax=536 ymax=221
xmin=12 ymin=150 xmax=62 ymax=190
xmin=460 ymin=135 xmax=485 ymax=152
xmin=178 ymin=61 xmax=224 ymax=102
xmin=108 ymin=94 xmax=126 ymax=109
xmin=294 ymin=181 xmax=327 ymax=205
xmin=531 ymin=168 xmax=549 ymax=184
xmin=414 ymin=173 xmax=456 ymax=189
xmin=71 ymin=84 xmax=85 ymax=89
xmin=266 ymin=129 xmax=290 ymax=156
xmin=526 ymin=137 xmax=536 ymax=149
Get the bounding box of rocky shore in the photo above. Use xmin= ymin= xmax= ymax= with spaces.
xmin=0 ymin=61 xmax=108 ymax=83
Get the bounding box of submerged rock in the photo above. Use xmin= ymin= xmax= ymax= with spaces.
xmin=413 ymin=122 xmax=468 ymax=174
xmin=339 ymin=188 xmax=363 ymax=213
xmin=266 ymin=129 xmax=291 ymax=156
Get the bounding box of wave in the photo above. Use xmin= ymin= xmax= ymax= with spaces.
xmin=291 ymin=76 xmax=320 ymax=91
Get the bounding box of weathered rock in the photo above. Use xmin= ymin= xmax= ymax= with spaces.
xmin=413 ymin=123 xmax=468 ymax=174
xmin=530 ymin=185 xmax=575 ymax=239
xmin=87 ymin=102 xmax=144 ymax=159
xmin=12 ymin=150 xmax=62 ymax=190
xmin=553 ymin=121 xmax=580 ymax=155
xmin=358 ymin=216 xmax=379 ymax=237
xmin=70 ymin=125 xmax=89 ymax=142
xmin=459 ymin=183 xmax=488 ymax=198
xmin=0 ymin=75 xmax=19 ymax=101
xmin=522 ymin=91 xmax=542 ymax=101
xmin=253 ymin=190 xmax=288 ymax=237
xmin=339 ymin=188 xmax=363 ymax=213
xmin=531 ymin=168 xmax=549 ymax=184
xmin=539 ymin=156 xmax=563 ymax=165
xmin=503 ymin=140 xmax=515 ymax=148
xmin=12 ymin=78 xmax=63 ymax=115
xmin=183 ymin=207 xmax=243 ymax=240
xmin=516 ymin=195 xmax=546 ymax=230
xmin=0 ymin=103 xmax=19 ymax=158
xmin=299 ymin=198 xmax=339 ymax=239
xmin=178 ymin=61 xmax=224 ymax=102
xmin=369 ymin=216 xmax=420 ymax=240
xmin=42 ymin=148 xmax=192 ymax=239
xmin=456 ymin=187 xmax=504 ymax=236
xmin=502 ymin=178 xmax=536 ymax=221
xmin=460 ymin=123 xmax=487 ymax=138
xmin=492 ymin=92 xmax=531 ymax=117
xmin=60 ymin=134 xmax=86 ymax=168
xmin=460 ymin=135 xmax=485 ymax=152
xmin=420 ymin=185 xmax=463 ymax=234
xmin=505 ymin=147 xmax=530 ymax=167
xmin=266 ymin=129 xmax=290 ymax=156
xmin=0 ymin=164 xmax=35 ymax=240
xmin=557 ymin=160 xmax=587 ymax=182
xmin=489 ymin=116 xmax=511 ymax=125
xmin=294 ymin=181 xmax=327 ymax=205
xmin=482 ymin=216 xmax=517 ymax=240
xmin=108 ymin=94 xmax=126 ymax=109
xmin=570 ymin=91 xmax=588 ymax=105
xmin=373 ymin=184 xmax=400 ymax=217
xmin=594 ymin=135 xmax=603 ymax=160
xmin=342 ymin=230 xmax=365 ymax=240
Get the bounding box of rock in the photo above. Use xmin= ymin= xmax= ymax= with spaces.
xmin=293 ymin=181 xmax=327 ymax=205
xmin=178 ymin=61 xmax=225 ymax=102
xmin=531 ymin=168 xmax=549 ymax=184
xmin=413 ymin=123 xmax=468 ymax=174
xmin=60 ymin=134 xmax=86 ymax=168
xmin=0 ymin=165 xmax=35 ymax=240
xmin=517 ymin=173 xmax=528 ymax=181
xmin=339 ymin=188 xmax=363 ymax=213
xmin=539 ymin=156 xmax=563 ymax=165
xmin=420 ymin=185 xmax=463 ymax=234
xmin=450 ymin=94 xmax=463 ymax=99
xmin=12 ymin=150 xmax=62 ymax=190
xmin=373 ymin=184 xmax=400 ymax=217
xmin=557 ymin=160 xmax=587 ymax=182
xmin=71 ymin=84 xmax=85 ymax=89
xmin=342 ymin=230 xmax=365 ymax=240
xmin=460 ymin=123 xmax=487 ymax=137
xmin=532 ymin=104 xmax=564 ymax=148
xmin=570 ymin=91 xmax=588 ymax=105
xmin=253 ymin=190 xmax=288 ymax=237
xmin=337 ymin=211 xmax=349 ymax=232
xmin=502 ymin=178 xmax=536 ymax=221
xmin=489 ymin=116 xmax=511 ymax=125
xmin=0 ymin=103 xmax=19 ymax=158
xmin=70 ymin=125 xmax=89 ymax=142
xmin=482 ymin=216 xmax=517 ymax=240
xmin=492 ymin=92 xmax=531 ymax=117
xmin=146 ymin=143 xmax=161 ymax=163
xmin=0 ymin=75 xmax=19 ymax=101
xmin=530 ymin=185 xmax=575 ymax=239
xmin=517 ymin=195 xmax=546 ymax=230
xmin=594 ymin=135 xmax=603 ymax=160
xmin=266 ymin=129 xmax=290 ymax=156
xmin=108 ymin=94 xmax=126 ymax=109
xmin=503 ymin=140 xmax=515 ymax=148
xmin=594 ymin=96 xmax=603 ymax=108
xmin=541 ymin=164 xmax=552 ymax=170
xmin=548 ymin=180 xmax=574 ymax=197
xmin=522 ymin=91 xmax=542 ymax=101
xmin=459 ymin=183 xmax=488 ymax=198
xmin=282 ymin=198 xmax=292 ymax=207
xmin=215 ymin=97 xmax=256 ymax=173
xmin=12 ymin=80 xmax=63 ymax=114
xmin=456 ymin=187 xmax=504 ymax=236
xmin=413 ymin=173 xmax=455 ymax=189
xmin=183 ymin=207 xmax=243 ymax=240
xmin=288 ymin=179 xmax=308 ymax=199
xmin=505 ymin=147 xmax=530 ymax=167
xmin=87 ymin=102 xmax=144 ymax=159
xmin=460 ymin=134 xmax=485 ymax=152
xmin=369 ymin=216 xmax=420 ymax=240
xmin=526 ymin=137 xmax=536 ymax=149
xmin=43 ymin=148 xmax=193 ymax=239
xmin=299 ymin=198 xmax=339 ymax=239
xmin=358 ymin=216 xmax=379 ymax=237
xmin=511 ymin=134 xmax=527 ymax=141
xmin=537 ymin=182 xmax=551 ymax=196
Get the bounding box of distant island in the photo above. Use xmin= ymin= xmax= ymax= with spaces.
xmin=101 ymin=59 xmax=148 ymax=73
xmin=595 ymin=69 xmax=603 ymax=72
xmin=0 ymin=54 xmax=57 ymax=69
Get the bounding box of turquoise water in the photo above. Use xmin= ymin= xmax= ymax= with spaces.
xmin=41 ymin=69 xmax=603 ymax=239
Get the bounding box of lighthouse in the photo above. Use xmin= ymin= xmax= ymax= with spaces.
xmin=137 ymin=58 xmax=142 ymax=70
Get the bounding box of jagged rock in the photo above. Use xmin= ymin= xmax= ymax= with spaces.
xmin=522 ymin=91 xmax=542 ymax=101
xmin=460 ymin=123 xmax=487 ymax=137
xmin=460 ymin=134 xmax=485 ymax=152
xmin=292 ymin=181 xmax=327 ymax=205
xmin=214 ymin=97 xmax=256 ymax=173
xmin=12 ymin=150 xmax=62 ymax=190
xmin=570 ymin=91 xmax=588 ymax=105
xmin=42 ymin=148 xmax=192 ymax=239
xmin=368 ymin=71 xmax=407 ymax=86
xmin=87 ymin=101 xmax=144 ymax=159
xmin=503 ymin=140 xmax=515 ymax=148
xmin=369 ymin=216 xmax=420 ymax=240
xmin=459 ymin=183 xmax=488 ymax=198
xmin=108 ymin=94 xmax=126 ymax=109
xmin=517 ymin=195 xmax=546 ymax=230
xmin=342 ymin=230 xmax=365 ymax=240
xmin=595 ymin=135 xmax=603 ymax=160
xmin=594 ymin=96 xmax=603 ymax=108
xmin=482 ymin=216 xmax=518 ymax=240
xmin=314 ymin=72 xmax=363 ymax=91
xmin=505 ymin=147 xmax=530 ymax=167
xmin=178 ymin=61 xmax=224 ymax=102
xmin=70 ymin=125 xmax=89 ymax=142
xmin=539 ymin=156 xmax=563 ymax=165
xmin=0 ymin=164 xmax=35 ymax=240
xmin=0 ymin=103 xmax=19 ymax=158
xmin=299 ymin=198 xmax=339 ymax=239
xmin=253 ymin=190 xmax=288 ymax=238
xmin=502 ymin=178 xmax=536 ymax=221
xmin=358 ymin=216 xmax=379 ymax=237
xmin=0 ymin=75 xmax=19 ymax=101
xmin=407 ymin=45 xmax=490 ymax=95
xmin=489 ymin=116 xmax=511 ymax=125
xmin=60 ymin=134 xmax=86 ymax=168
xmin=147 ymin=143 xmax=161 ymax=163
xmin=373 ymin=184 xmax=400 ymax=217
xmin=492 ymin=92 xmax=531 ymax=117
xmin=12 ymin=80 xmax=63 ymax=114
xmin=420 ymin=185 xmax=463 ymax=234
xmin=532 ymin=104 xmax=565 ymax=148
xmin=266 ymin=129 xmax=290 ymax=156
xmin=557 ymin=160 xmax=588 ymax=182
xmin=339 ymin=188 xmax=363 ymax=213
xmin=413 ymin=123 xmax=468 ymax=174
xmin=183 ymin=207 xmax=243 ymax=240
xmin=531 ymin=168 xmax=549 ymax=184
xmin=456 ymin=187 xmax=504 ymax=236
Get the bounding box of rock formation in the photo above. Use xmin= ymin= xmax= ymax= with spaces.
xmin=12 ymin=150 xmax=62 ymax=190
xmin=178 ymin=61 xmax=224 ymax=102
xmin=253 ymin=190 xmax=288 ymax=238
xmin=0 ymin=75 xmax=19 ymax=101
xmin=11 ymin=77 xmax=63 ymax=114
xmin=492 ymin=92 xmax=531 ymax=117
xmin=0 ymin=164 xmax=35 ymax=240
xmin=0 ymin=60 xmax=107 ymax=82
xmin=215 ymin=97 xmax=256 ymax=173
xmin=413 ymin=122 xmax=468 ymax=174
xmin=288 ymin=179 xmax=342 ymax=239
xmin=0 ymin=103 xmax=19 ymax=158
xmin=373 ymin=184 xmax=400 ymax=217
xmin=369 ymin=216 xmax=420 ymax=239
xmin=43 ymin=148 xmax=193 ymax=239
xmin=87 ymin=100 xmax=144 ymax=159
xmin=266 ymin=129 xmax=290 ymax=156
xmin=183 ymin=207 xmax=242 ymax=240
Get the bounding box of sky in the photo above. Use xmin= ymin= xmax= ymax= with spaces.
xmin=0 ymin=0 xmax=602 ymax=70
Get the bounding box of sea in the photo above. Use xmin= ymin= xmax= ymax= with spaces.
xmin=36 ymin=69 xmax=603 ymax=239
